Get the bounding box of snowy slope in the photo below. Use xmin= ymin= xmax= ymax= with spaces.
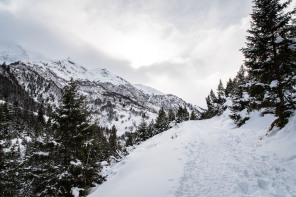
xmin=89 ymin=111 xmax=296 ymax=197
xmin=134 ymin=84 xmax=165 ymax=96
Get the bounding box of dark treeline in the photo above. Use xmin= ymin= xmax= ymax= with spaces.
xmin=0 ymin=63 xmax=40 ymax=112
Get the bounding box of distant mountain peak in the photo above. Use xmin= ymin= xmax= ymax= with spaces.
xmin=133 ymin=84 xmax=165 ymax=96
xmin=0 ymin=41 xmax=49 ymax=64
xmin=0 ymin=42 xmax=202 ymax=134
xmin=0 ymin=41 xmax=30 ymax=64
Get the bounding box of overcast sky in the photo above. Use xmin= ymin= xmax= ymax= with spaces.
xmin=0 ymin=0 xmax=268 ymax=107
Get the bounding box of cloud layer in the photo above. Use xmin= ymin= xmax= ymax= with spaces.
xmin=0 ymin=0 xmax=256 ymax=107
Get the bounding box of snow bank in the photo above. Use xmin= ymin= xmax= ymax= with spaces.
xmin=89 ymin=111 xmax=296 ymax=197
xmin=263 ymin=113 xmax=296 ymax=176
xmin=133 ymin=84 xmax=165 ymax=96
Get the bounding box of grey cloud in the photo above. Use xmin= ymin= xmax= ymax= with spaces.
xmin=0 ymin=0 xmax=256 ymax=107
xmin=0 ymin=8 xmax=132 ymax=69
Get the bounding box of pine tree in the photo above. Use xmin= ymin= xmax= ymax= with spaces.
xmin=125 ymin=132 xmax=134 ymax=147
xmin=242 ymin=0 xmax=296 ymax=128
xmin=203 ymin=89 xmax=219 ymax=118
xmin=231 ymin=66 xmax=249 ymax=112
xmin=23 ymin=129 xmax=57 ymax=196
xmin=209 ymin=89 xmax=217 ymax=104
xmin=176 ymin=106 xmax=190 ymax=123
xmin=176 ymin=106 xmax=183 ymax=123
xmin=168 ymin=108 xmax=176 ymax=122
xmin=229 ymin=66 xmax=251 ymax=127
xmin=109 ymin=125 xmax=118 ymax=154
xmin=225 ymin=78 xmax=234 ymax=97
xmin=92 ymin=125 xmax=111 ymax=161
xmin=154 ymin=107 xmax=168 ymax=133
xmin=183 ymin=107 xmax=189 ymax=121
xmin=0 ymin=103 xmax=36 ymax=196
xmin=190 ymin=111 xmax=198 ymax=120
xmin=201 ymin=95 xmax=215 ymax=119
xmin=147 ymin=120 xmax=155 ymax=137
xmin=216 ymin=79 xmax=227 ymax=115
xmin=37 ymin=102 xmax=45 ymax=125
xmin=217 ymin=79 xmax=226 ymax=103
xmin=52 ymin=79 xmax=100 ymax=196
xmin=136 ymin=118 xmax=148 ymax=143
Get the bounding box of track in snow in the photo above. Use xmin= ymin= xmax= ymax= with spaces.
xmin=175 ymin=119 xmax=296 ymax=196
xmin=89 ymin=113 xmax=296 ymax=197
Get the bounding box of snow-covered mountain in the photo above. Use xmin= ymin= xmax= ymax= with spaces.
xmin=133 ymin=84 xmax=165 ymax=96
xmin=0 ymin=41 xmax=49 ymax=63
xmin=89 ymin=110 xmax=296 ymax=197
xmin=0 ymin=43 xmax=202 ymax=135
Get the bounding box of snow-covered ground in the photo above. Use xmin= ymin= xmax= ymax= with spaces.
xmin=89 ymin=111 xmax=296 ymax=197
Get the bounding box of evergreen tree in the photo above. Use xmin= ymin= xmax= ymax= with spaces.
xmin=37 ymin=102 xmax=45 ymax=125
xmin=109 ymin=125 xmax=118 ymax=154
xmin=190 ymin=111 xmax=198 ymax=120
xmin=209 ymin=89 xmax=217 ymax=104
xmin=229 ymin=66 xmax=251 ymax=127
xmin=242 ymin=0 xmax=296 ymax=128
xmin=201 ymin=95 xmax=215 ymax=119
xmin=136 ymin=118 xmax=148 ymax=143
xmin=0 ymin=103 xmax=23 ymax=196
xmin=217 ymin=79 xmax=226 ymax=103
xmin=92 ymin=125 xmax=111 ymax=161
xmin=168 ymin=108 xmax=176 ymax=122
xmin=216 ymin=80 xmax=227 ymax=115
xmin=125 ymin=132 xmax=134 ymax=147
xmin=147 ymin=120 xmax=155 ymax=137
xmin=231 ymin=66 xmax=249 ymax=112
xmin=202 ymin=89 xmax=219 ymax=119
xmin=154 ymin=107 xmax=168 ymax=133
xmin=52 ymin=79 xmax=100 ymax=196
xmin=176 ymin=106 xmax=183 ymax=123
xmin=202 ymin=80 xmax=229 ymax=119
xmin=23 ymin=130 xmax=57 ymax=196
xmin=183 ymin=107 xmax=189 ymax=121
xmin=225 ymin=78 xmax=234 ymax=97
xmin=176 ymin=106 xmax=190 ymax=123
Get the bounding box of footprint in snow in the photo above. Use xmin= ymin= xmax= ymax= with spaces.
xmin=237 ymin=181 xmax=249 ymax=194
xmin=257 ymin=179 xmax=270 ymax=190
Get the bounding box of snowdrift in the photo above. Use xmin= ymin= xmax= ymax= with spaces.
xmin=89 ymin=111 xmax=296 ymax=197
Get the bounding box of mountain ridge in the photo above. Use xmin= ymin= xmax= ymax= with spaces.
xmin=0 ymin=43 xmax=202 ymax=135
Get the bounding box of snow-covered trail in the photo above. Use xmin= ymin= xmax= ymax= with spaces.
xmin=89 ymin=112 xmax=296 ymax=197
xmin=175 ymin=117 xmax=295 ymax=196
